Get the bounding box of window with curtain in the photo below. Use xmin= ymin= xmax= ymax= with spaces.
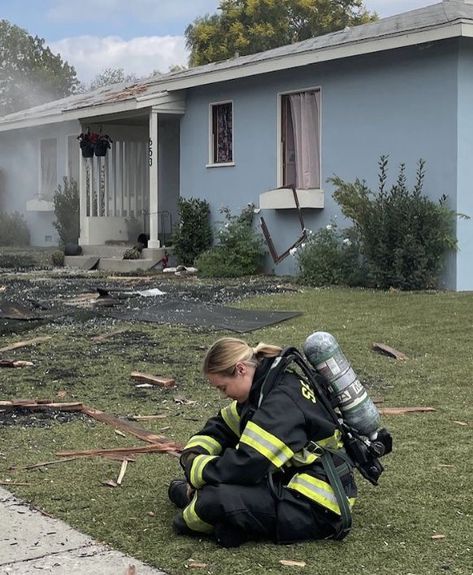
xmin=211 ymin=102 xmax=233 ymax=164
xmin=40 ymin=138 xmax=57 ymax=199
xmin=281 ymin=90 xmax=320 ymax=189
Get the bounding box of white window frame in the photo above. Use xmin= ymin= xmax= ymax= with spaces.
xmin=207 ymin=100 xmax=235 ymax=168
xmin=276 ymin=86 xmax=322 ymax=190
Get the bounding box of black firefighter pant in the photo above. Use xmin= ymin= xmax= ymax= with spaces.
xmin=186 ymin=482 xmax=342 ymax=544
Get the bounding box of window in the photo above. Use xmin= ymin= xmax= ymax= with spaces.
xmin=40 ymin=138 xmax=57 ymax=199
xmin=281 ymin=90 xmax=320 ymax=189
xmin=210 ymin=102 xmax=233 ymax=164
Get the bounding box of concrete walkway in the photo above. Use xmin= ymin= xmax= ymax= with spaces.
xmin=0 ymin=487 xmax=166 ymax=575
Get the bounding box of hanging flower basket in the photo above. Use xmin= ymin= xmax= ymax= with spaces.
xmin=94 ymin=134 xmax=112 ymax=157
xmin=77 ymin=131 xmax=112 ymax=158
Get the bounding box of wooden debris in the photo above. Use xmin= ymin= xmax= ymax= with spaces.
xmin=135 ymin=384 xmax=154 ymax=389
xmin=0 ymin=400 xmax=83 ymax=411
xmin=431 ymin=534 xmax=446 ymax=540
xmin=372 ymin=342 xmax=407 ymax=360
xmin=0 ymin=336 xmax=51 ymax=354
xmin=115 ymin=429 xmax=127 ymax=438
xmin=130 ymin=372 xmax=176 ymax=388
xmin=174 ymin=396 xmax=197 ymax=406
xmin=116 ymin=460 xmax=128 ymax=486
xmin=0 ymin=359 xmax=34 ymax=368
xmin=57 ymin=444 xmax=180 ymax=459
xmin=90 ymin=328 xmax=129 ymax=343
xmin=102 ymin=479 xmax=118 ymax=488
xmin=81 ymin=405 xmax=179 ymax=449
xmin=129 ymin=414 xmax=168 ymax=421
xmin=9 ymin=457 xmax=79 ymax=471
xmin=186 ymin=560 xmax=209 ymax=569
xmin=378 ymin=406 xmax=435 ymax=415
xmin=453 ymin=420 xmax=468 ymax=426
xmin=279 ymin=559 xmax=307 ymax=567
xmin=0 ymin=481 xmax=30 ymax=486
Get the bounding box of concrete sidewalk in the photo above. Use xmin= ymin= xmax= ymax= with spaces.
xmin=0 ymin=487 xmax=166 ymax=574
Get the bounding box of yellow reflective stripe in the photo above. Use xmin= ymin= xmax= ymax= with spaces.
xmin=184 ymin=434 xmax=222 ymax=455
xmin=288 ymin=473 xmax=356 ymax=516
xmin=190 ymin=454 xmax=218 ymax=488
xmin=317 ymin=429 xmax=344 ymax=450
xmin=220 ymin=401 xmax=241 ymax=436
xmin=182 ymin=492 xmax=214 ymax=534
xmin=240 ymin=421 xmax=294 ymax=468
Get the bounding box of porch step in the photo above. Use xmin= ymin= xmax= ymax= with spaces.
xmin=97 ymin=258 xmax=160 ymax=272
xmin=80 ymin=244 xmax=133 ymax=258
xmin=64 ymin=256 xmax=100 ymax=270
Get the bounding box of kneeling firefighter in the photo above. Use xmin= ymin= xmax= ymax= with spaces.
xmin=168 ymin=334 xmax=392 ymax=547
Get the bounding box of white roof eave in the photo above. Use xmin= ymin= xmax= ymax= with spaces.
xmin=0 ymin=18 xmax=472 ymax=133
xmin=158 ymin=21 xmax=469 ymax=92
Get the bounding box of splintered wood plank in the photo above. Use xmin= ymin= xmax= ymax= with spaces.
xmin=372 ymin=342 xmax=407 ymax=360
xmin=8 ymin=458 xmax=80 ymax=471
xmin=57 ymin=444 xmax=181 ymax=458
xmin=80 ymin=405 xmax=179 ymax=447
xmin=0 ymin=336 xmax=52 ymax=354
xmin=378 ymin=406 xmax=436 ymax=415
xmin=130 ymin=371 xmax=176 ymax=388
xmin=0 ymin=400 xmax=83 ymax=411
xmin=0 ymin=360 xmax=34 ymax=368
xmin=116 ymin=459 xmax=128 ymax=485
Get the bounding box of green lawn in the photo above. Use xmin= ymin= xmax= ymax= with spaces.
xmin=0 ymin=284 xmax=472 ymax=575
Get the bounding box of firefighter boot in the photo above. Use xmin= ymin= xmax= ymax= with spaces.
xmin=168 ymin=479 xmax=191 ymax=509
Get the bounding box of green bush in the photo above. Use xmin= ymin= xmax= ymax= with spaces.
xmin=53 ymin=177 xmax=80 ymax=245
xmin=296 ymin=223 xmax=366 ymax=287
xmin=329 ymin=156 xmax=459 ymax=290
xmin=0 ymin=253 xmax=35 ymax=269
xmin=51 ymin=250 xmax=65 ymax=267
xmin=0 ymin=212 xmax=30 ymax=246
xmin=196 ymin=205 xmax=265 ymax=277
xmin=172 ymin=197 xmax=212 ymax=266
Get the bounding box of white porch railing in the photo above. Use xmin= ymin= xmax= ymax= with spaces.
xmin=85 ymin=139 xmax=149 ymax=221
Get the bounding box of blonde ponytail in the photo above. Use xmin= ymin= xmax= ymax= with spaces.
xmin=203 ymin=338 xmax=282 ymax=376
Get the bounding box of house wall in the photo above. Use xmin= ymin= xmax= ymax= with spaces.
xmin=0 ymin=120 xmax=80 ymax=246
xmin=456 ymin=38 xmax=473 ymax=292
xmin=180 ymin=40 xmax=460 ymax=287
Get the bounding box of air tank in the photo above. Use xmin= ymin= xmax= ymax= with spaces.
xmin=303 ymin=331 xmax=380 ymax=438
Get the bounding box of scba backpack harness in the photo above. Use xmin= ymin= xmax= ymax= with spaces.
xmin=258 ymin=347 xmax=393 ymax=540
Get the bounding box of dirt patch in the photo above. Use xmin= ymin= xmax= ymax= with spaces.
xmin=0 ymin=407 xmax=87 ymax=428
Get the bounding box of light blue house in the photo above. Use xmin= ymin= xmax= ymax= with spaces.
xmin=0 ymin=0 xmax=472 ymax=289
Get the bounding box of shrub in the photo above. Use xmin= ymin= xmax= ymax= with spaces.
xmin=53 ymin=177 xmax=80 ymax=245
xmin=0 ymin=253 xmax=34 ymax=269
xmin=0 ymin=212 xmax=30 ymax=246
xmin=296 ymin=223 xmax=366 ymax=287
xmin=329 ymin=156 xmax=459 ymax=290
xmin=51 ymin=250 xmax=65 ymax=267
xmin=172 ymin=197 xmax=212 ymax=266
xmin=196 ymin=205 xmax=265 ymax=277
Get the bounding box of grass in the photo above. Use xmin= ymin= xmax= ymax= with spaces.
xmin=0 ymin=284 xmax=472 ymax=575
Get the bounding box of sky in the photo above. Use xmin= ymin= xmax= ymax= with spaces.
xmin=0 ymin=0 xmax=438 ymax=85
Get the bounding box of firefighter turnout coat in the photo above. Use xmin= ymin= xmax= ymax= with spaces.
xmin=179 ymin=357 xmax=357 ymax=543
